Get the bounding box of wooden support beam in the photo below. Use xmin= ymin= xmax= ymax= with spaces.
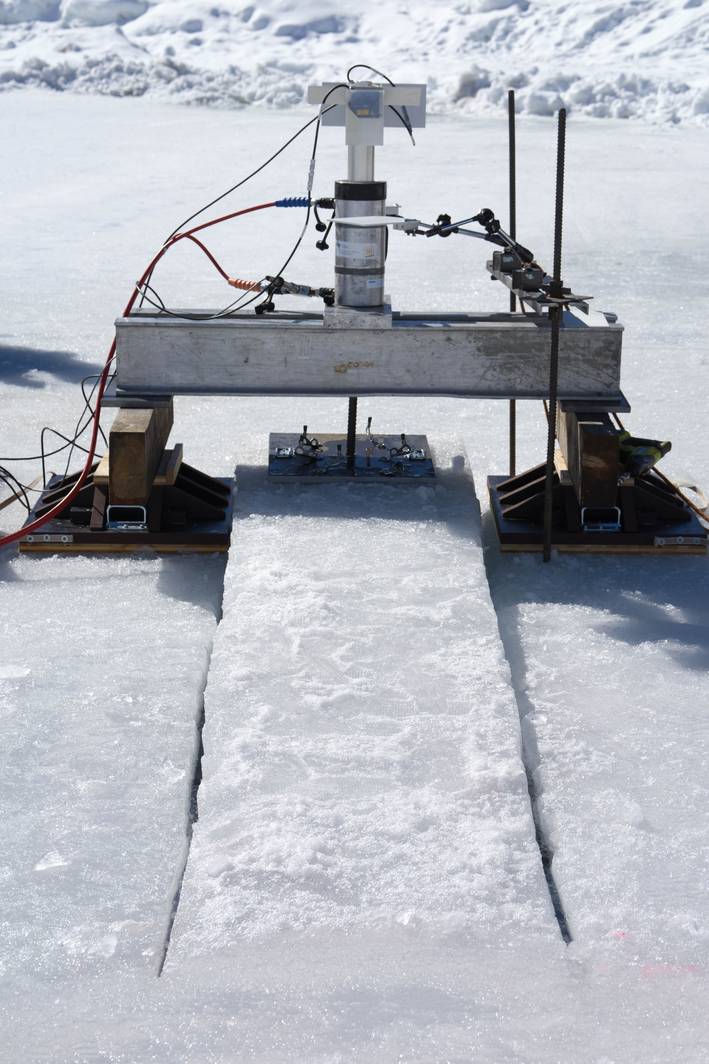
xmin=557 ymin=408 xmax=620 ymax=509
xmin=153 ymin=444 xmax=183 ymax=486
xmin=107 ymin=401 xmax=174 ymax=505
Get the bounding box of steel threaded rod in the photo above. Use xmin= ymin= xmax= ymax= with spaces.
xmin=551 ymin=108 xmax=566 ymax=295
xmin=508 ymin=88 xmax=517 ymax=476
xmin=543 ymin=107 xmax=566 ymax=563
xmin=346 ymin=395 xmax=357 ymax=473
xmin=508 ymin=89 xmax=517 ymax=277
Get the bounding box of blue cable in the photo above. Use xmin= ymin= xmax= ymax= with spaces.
xmin=275 ymin=197 xmax=310 ymax=208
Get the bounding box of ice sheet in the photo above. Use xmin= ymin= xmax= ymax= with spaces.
xmin=8 ymin=934 xmax=709 ymax=1063
xmin=168 ymin=444 xmax=557 ymax=960
xmin=0 ymin=552 xmax=224 ymax=989
xmin=488 ymin=549 xmax=709 ymax=964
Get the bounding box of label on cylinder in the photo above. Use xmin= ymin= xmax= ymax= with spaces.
xmin=336 ymin=239 xmax=378 ymax=261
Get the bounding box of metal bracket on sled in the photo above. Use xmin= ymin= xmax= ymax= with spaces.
xmin=488 ymin=403 xmax=707 ymax=554
xmin=19 ymin=398 xmax=234 ymax=553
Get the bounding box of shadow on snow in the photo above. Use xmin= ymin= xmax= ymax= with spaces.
xmin=0 ymin=343 xmax=101 ymax=389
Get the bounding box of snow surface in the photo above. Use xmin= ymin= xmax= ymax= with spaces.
xmin=0 ymin=0 xmax=708 ymax=126
xmin=1 ymin=89 xmax=709 ymax=1059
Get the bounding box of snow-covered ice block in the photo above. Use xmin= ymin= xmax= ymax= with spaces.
xmin=169 ymin=442 xmax=557 ymax=962
xmin=0 ymin=552 xmax=223 ymax=986
xmin=488 ymin=550 xmax=709 ymax=964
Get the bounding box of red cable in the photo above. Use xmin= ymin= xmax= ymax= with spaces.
xmin=136 ymin=201 xmax=276 ymax=296
xmin=0 ymin=201 xmax=276 ymax=550
xmin=184 ymin=234 xmax=230 ymax=281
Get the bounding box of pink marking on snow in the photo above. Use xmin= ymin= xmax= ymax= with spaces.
xmin=641 ymin=964 xmax=703 ymax=977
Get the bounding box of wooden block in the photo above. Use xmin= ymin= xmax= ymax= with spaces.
xmin=153 ymin=444 xmax=183 ymax=486
xmin=94 ymin=453 xmax=110 ymax=486
xmin=90 ymin=485 xmax=108 ymax=531
xmin=557 ymin=409 xmax=619 ymax=508
xmin=108 ymin=401 xmax=173 ymax=505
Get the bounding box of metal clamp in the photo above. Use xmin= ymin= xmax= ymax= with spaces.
xmin=581 ymin=506 xmax=621 ymax=533
xmin=106 ymin=505 xmax=148 ymax=531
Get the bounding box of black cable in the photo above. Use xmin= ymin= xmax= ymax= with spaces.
xmin=135 ymin=281 xmax=260 ymax=323
xmin=249 ymin=85 xmax=346 ymax=314
xmin=139 ymin=102 xmax=340 ymax=309
xmin=135 ymin=281 xmax=265 ymax=320
xmin=388 ymin=105 xmax=415 ymax=144
xmin=0 ymin=372 xmax=112 ymax=464
xmin=0 ymin=468 xmax=43 ymax=494
xmin=0 ymin=427 xmax=94 ymax=465
xmin=271 ymin=84 xmax=345 ymax=271
xmin=137 ymin=282 xmax=167 ymax=311
xmin=62 ymin=371 xmax=108 ymax=481
xmin=165 ymin=107 xmax=335 ymax=244
xmin=82 ymin=375 xmax=109 ymax=449
xmin=57 ymin=369 xmax=115 ymax=483
xmin=346 ymin=64 xmax=415 ymax=143
xmin=0 ymin=372 xmax=114 ymax=496
xmin=0 ymin=467 xmax=31 ymax=512
xmin=346 ymin=63 xmax=394 ymax=86
xmin=40 ymin=427 xmax=94 ymax=487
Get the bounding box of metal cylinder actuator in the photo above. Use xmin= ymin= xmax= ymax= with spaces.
xmin=335 ymin=180 xmax=387 ymax=308
xmin=306 ymin=78 xmax=426 ymax=311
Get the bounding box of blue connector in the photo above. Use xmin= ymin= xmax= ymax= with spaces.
xmin=275 ymin=196 xmax=310 ymax=208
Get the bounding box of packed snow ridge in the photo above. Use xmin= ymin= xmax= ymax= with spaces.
xmin=0 ymin=0 xmax=707 ymax=125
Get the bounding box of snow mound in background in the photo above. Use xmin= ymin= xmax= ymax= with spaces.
xmin=61 ymin=0 xmax=149 ymax=26
xmin=0 ymin=0 xmax=707 ymax=124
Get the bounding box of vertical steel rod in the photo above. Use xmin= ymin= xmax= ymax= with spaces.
xmin=346 ymin=396 xmax=358 ymax=473
xmin=542 ymin=108 xmax=566 ymax=562
xmin=345 ymin=114 xmax=368 ymax=476
xmin=508 ymin=89 xmax=517 ymax=476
